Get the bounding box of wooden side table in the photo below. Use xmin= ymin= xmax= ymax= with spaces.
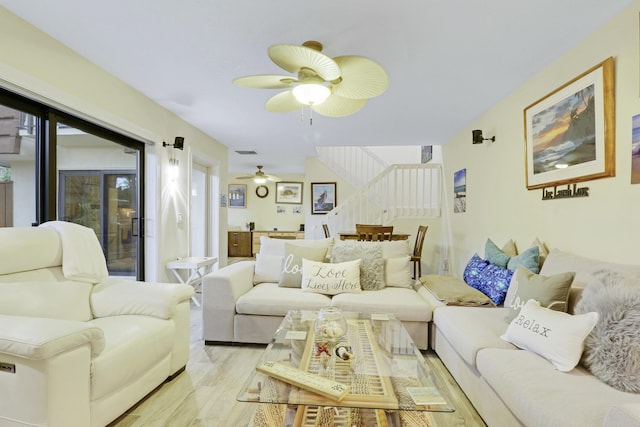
xmin=166 ymin=256 xmax=218 ymax=306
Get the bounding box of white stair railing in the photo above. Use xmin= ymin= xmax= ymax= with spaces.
xmin=325 ymin=163 xmax=442 ymax=235
xmin=316 ymin=146 xmax=387 ymax=189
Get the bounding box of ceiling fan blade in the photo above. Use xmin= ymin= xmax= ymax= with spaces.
xmin=265 ymin=91 xmax=301 ymax=113
xmin=268 ymin=44 xmax=341 ymax=82
xmin=312 ymin=94 xmax=367 ymax=117
xmin=236 ymin=175 xmax=257 ymax=180
xmin=331 ymin=56 xmax=389 ymax=99
xmin=233 ymin=74 xmax=297 ymax=89
xmin=265 ymin=174 xmax=281 ymax=182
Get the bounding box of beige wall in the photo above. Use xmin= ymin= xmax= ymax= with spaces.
xmin=441 ymin=1 xmax=640 ymax=275
xmin=227 ymin=173 xmax=306 ymax=233
xmin=0 ymin=8 xmax=229 ymax=281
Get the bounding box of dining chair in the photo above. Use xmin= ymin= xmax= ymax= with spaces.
xmin=411 ymin=225 xmax=428 ymax=279
xmin=322 ymin=223 xmax=330 ymax=238
xmin=356 ymin=224 xmax=393 ymax=241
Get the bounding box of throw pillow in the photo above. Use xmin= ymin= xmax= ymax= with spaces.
xmin=501 ymin=299 xmax=599 ymax=372
xmin=301 ymin=258 xmax=361 ymax=295
xmin=574 ymin=270 xmax=640 ymax=393
xmin=531 ymin=237 xmax=549 ymax=267
xmin=463 ymin=254 xmax=512 ymax=305
xmin=332 ymin=241 xmax=385 ymax=290
xmin=507 ymin=245 xmax=540 ymax=273
xmin=463 ymin=253 xmax=490 ymax=290
xmin=279 ymin=244 xmax=328 ymax=288
xmin=503 ymin=267 xmax=575 ymax=323
xmin=253 ymin=253 xmax=284 ymax=284
xmin=485 ymin=239 xmax=510 ymax=268
xmin=385 ymin=255 xmax=413 ymax=288
xmin=502 ymin=239 xmax=518 ymax=257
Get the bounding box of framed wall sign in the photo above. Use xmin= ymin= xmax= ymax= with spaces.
xmin=524 ymin=57 xmax=615 ymax=190
xmin=228 ymin=184 xmax=246 ymax=208
xmin=275 ymin=181 xmax=303 ymax=204
xmin=311 ymin=182 xmax=336 ymax=214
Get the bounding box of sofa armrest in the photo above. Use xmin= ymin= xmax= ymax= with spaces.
xmin=0 ymin=315 xmax=104 ymax=359
xmin=603 ymin=404 xmax=640 ymax=427
xmin=202 ymin=260 xmax=256 ymax=342
xmin=91 ymin=278 xmax=194 ymax=319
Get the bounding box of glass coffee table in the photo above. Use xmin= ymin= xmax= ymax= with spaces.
xmin=237 ymin=310 xmax=454 ymax=427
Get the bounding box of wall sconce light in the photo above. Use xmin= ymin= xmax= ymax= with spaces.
xmin=163 ymin=136 xmax=184 ymax=150
xmin=472 ymin=129 xmax=495 ymax=144
xmin=163 ymin=137 xmax=184 ymax=182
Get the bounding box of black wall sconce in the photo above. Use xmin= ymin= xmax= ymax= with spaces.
xmin=163 ymin=136 xmax=185 ymax=150
xmin=472 ymin=129 xmax=495 ymax=144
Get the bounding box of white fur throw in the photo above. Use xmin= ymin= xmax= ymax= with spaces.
xmin=575 ymin=270 xmax=640 ymax=393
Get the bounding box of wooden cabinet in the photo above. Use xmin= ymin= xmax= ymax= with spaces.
xmin=252 ymin=230 xmax=305 ymax=255
xmin=228 ymin=231 xmax=252 ymax=257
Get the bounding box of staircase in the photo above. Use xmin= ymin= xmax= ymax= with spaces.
xmin=316 ymin=146 xmax=442 ymax=234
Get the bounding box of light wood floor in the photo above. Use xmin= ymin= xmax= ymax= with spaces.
xmin=109 ymin=299 xmax=486 ymax=426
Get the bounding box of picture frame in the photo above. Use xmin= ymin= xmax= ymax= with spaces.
xmin=311 ymin=182 xmax=336 ymax=214
xmin=228 ymin=184 xmax=246 ymax=208
xmin=275 ymin=181 xmax=303 ymax=204
xmin=524 ymin=57 xmax=615 ymax=190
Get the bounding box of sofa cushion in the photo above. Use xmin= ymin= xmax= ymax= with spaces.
xmin=330 ymin=287 xmax=432 ymax=322
xmin=236 ymin=283 xmax=331 ymax=316
xmin=477 ymin=348 xmax=640 ymax=427
xmin=485 ymin=239 xmax=510 ymax=268
xmin=301 ymin=258 xmax=361 ymax=295
xmin=89 ymin=315 xmax=174 ymax=400
xmin=332 ymin=241 xmax=385 ymax=290
xmin=0 ymin=281 xmax=93 ymax=321
xmin=253 ymin=253 xmax=284 ymax=284
xmin=506 ymin=245 xmax=540 ymax=273
xmin=463 ymin=254 xmax=514 ymax=305
xmin=0 ymin=227 xmax=62 ymax=275
xmin=501 ymin=299 xmax=598 ymax=372
xmin=433 ymin=306 xmax=515 ymax=367
xmin=279 ymin=244 xmax=328 ymax=288
xmin=385 ymin=256 xmax=413 ymax=288
xmin=503 ymin=267 xmax=575 ymax=323
xmin=259 ymin=236 xmax=333 ymax=259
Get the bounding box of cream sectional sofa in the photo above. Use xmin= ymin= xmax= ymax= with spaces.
xmin=429 ymin=248 xmax=640 ymax=427
xmin=202 ymin=237 xmax=435 ymax=349
xmin=0 ymin=222 xmax=194 ymax=427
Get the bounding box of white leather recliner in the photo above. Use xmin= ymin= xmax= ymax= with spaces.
xmin=0 ymin=222 xmax=194 ymax=427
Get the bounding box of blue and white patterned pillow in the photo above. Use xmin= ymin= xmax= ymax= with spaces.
xmin=464 ymin=253 xmax=514 ymax=305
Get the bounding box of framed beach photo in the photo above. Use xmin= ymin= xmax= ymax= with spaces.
xmin=311 ymin=182 xmax=336 ymax=214
xmin=275 ymin=181 xmax=303 ymax=204
xmin=228 ymin=184 xmax=246 ymax=208
xmin=524 ymin=57 xmax=615 ymax=190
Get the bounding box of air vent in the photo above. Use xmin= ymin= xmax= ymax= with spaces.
xmin=235 ymin=150 xmax=258 ymax=155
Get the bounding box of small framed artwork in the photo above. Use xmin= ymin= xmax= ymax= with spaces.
xmin=311 ymin=182 xmax=336 ymax=214
xmin=524 ymin=57 xmax=614 ymax=190
xmin=275 ymin=181 xmax=303 ymax=204
xmin=228 ymin=184 xmax=247 ymax=208
xmin=454 ymin=168 xmax=466 ymax=213
xmin=633 ymin=113 xmax=640 ymax=184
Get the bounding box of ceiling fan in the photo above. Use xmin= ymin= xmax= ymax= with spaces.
xmin=236 ymin=165 xmax=280 ymax=183
xmin=233 ymin=40 xmax=389 ymax=118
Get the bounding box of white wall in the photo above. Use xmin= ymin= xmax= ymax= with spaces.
xmin=0 ymin=8 xmax=229 ymax=281
xmin=441 ymin=1 xmax=640 ymax=275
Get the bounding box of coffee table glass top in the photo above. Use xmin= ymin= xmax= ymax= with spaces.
xmin=237 ymin=310 xmax=454 ymax=413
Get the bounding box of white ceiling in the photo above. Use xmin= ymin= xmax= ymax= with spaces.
xmin=0 ymin=0 xmax=633 ymax=175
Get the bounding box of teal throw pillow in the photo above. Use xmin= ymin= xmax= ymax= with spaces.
xmin=485 ymin=239 xmax=510 ymax=268
xmin=507 ymin=246 xmax=540 ymax=274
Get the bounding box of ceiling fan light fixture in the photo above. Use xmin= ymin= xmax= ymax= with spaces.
xmin=292 ymin=83 xmax=330 ymax=106
xmin=254 ymin=176 xmax=267 ymax=184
